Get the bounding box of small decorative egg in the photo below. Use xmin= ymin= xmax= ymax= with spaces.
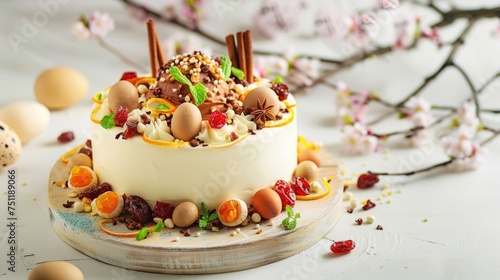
xmin=298 ymin=149 xmax=322 ymax=167
xmin=107 ymin=80 xmax=139 ymax=112
xmin=172 ymin=201 xmax=199 ymax=227
xmin=34 ymin=67 xmax=89 ymax=110
xmin=171 ymin=103 xmax=202 ymax=141
xmin=67 ymin=153 xmax=92 ymax=169
xmin=67 ymin=166 xmax=98 ymax=193
xmin=243 ymin=86 xmax=281 ymax=116
xmin=0 ymin=100 xmax=50 ymax=143
xmin=28 ymin=261 xmax=84 ymax=280
xmin=217 ymin=198 xmax=248 ymax=227
xmin=252 ymin=188 xmax=282 ymax=220
xmin=95 ymin=191 xmax=124 ymax=219
xmin=0 ymin=121 xmax=22 ymax=168
xmin=294 ymin=160 xmax=319 ymax=182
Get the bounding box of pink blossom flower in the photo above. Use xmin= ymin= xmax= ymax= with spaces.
xmin=128 ymin=6 xmax=149 ymax=22
xmin=340 ymin=123 xmax=378 ymax=155
xmin=88 ymin=11 xmax=115 ymax=37
xmin=421 ymin=27 xmax=443 ymax=47
xmin=71 ymin=21 xmax=91 ymax=40
xmin=404 ymin=97 xmax=433 ymax=127
xmin=456 ymin=102 xmax=479 ymax=134
xmin=253 ymin=0 xmax=306 ymax=38
xmin=405 ymin=129 xmax=430 ymax=147
xmin=442 ymin=126 xmax=476 ymax=159
xmin=446 ymin=143 xmax=485 ymax=172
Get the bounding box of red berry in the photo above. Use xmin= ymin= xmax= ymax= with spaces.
xmin=122 ymin=120 xmax=139 ymax=139
xmin=272 ymin=180 xmax=296 ymax=209
xmin=120 ymin=72 xmax=137 ymax=81
xmin=114 ymin=106 xmax=129 ymax=127
xmin=362 ymin=199 xmax=376 ymax=210
xmin=290 ymin=177 xmax=310 ymax=196
xmin=208 ymin=110 xmax=227 ymax=129
xmin=152 ymin=201 xmax=175 ymax=220
xmin=357 ymin=173 xmax=379 ymax=189
xmin=57 ymin=131 xmax=74 ymax=143
xmin=330 ymin=240 xmax=356 ymax=254
xmin=271 ymin=83 xmax=289 ymax=101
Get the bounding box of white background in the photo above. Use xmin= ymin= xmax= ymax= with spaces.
xmin=1 ymin=0 xmax=500 ymax=279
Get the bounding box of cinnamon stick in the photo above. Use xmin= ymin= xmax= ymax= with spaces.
xmin=243 ymin=30 xmax=253 ymax=84
xmin=156 ymin=33 xmax=165 ymax=68
xmin=225 ymin=34 xmax=239 ymax=69
xmin=236 ymin=31 xmax=246 ymax=82
xmin=147 ymin=19 xmax=159 ymax=78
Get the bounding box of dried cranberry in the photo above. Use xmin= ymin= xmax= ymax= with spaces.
xmin=330 ymin=240 xmax=355 ymax=254
xmin=79 ymin=147 xmax=92 ymax=159
xmin=208 ymin=110 xmax=227 ymax=129
xmin=362 ymin=199 xmax=376 ymax=210
xmin=271 ymin=83 xmax=289 ymax=101
xmin=123 ymin=194 xmax=152 ymax=224
xmin=122 ymin=120 xmax=139 ymax=139
xmin=357 ymin=173 xmax=379 ymax=189
xmin=272 ymin=180 xmax=296 ymax=209
xmin=120 ymin=72 xmax=137 ymax=81
xmin=114 ymin=106 xmax=129 ymax=127
xmin=290 ymin=177 xmax=310 ymax=196
xmin=152 ymin=201 xmax=175 ymax=220
xmin=85 ymin=139 xmax=92 ymax=148
xmin=78 ymin=182 xmax=112 ymax=200
xmin=57 ymin=131 xmax=74 ymax=143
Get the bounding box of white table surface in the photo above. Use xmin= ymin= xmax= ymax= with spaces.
xmin=1 ymin=0 xmax=500 ymax=279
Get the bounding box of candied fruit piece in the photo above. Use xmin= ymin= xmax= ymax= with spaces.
xmin=271 ymin=83 xmax=289 ymax=101
xmin=153 ymin=201 xmax=175 ymax=220
xmin=272 ymin=180 xmax=296 ymax=209
xmin=96 ymin=192 xmax=119 ymax=214
xmin=57 ymin=131 xmax=75 ymax=143
xmin=70 ymin=166 xmax=94 ymax=188
xmin=357 ymin=174 xmax=379 ymax=189
xmin=209 ymin=110 xmax=227 ymax=129
xmin=114 ymin=106 xmax=129 ymax=127
xmin=120 ymin=72 xmax=137 ymax=81
xmin=290 ymin=177 xmax=310 ymax=196
xmin=330 ymin=240 xmax=356 ymax=254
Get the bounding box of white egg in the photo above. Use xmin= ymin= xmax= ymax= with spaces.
xmin=0 ymin=121 xmax=22 ymax=168
xmin=0 ymin=101 xmax=50 ymax=143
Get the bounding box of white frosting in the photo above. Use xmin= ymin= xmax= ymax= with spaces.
xmin=91 ymin=87 xmax=297 ymax=210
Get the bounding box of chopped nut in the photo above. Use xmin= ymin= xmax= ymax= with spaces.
xmin=67 ymin=192 xmax=78 ymax=198
xmin=355 ymin=218 xmax=363 ymax=225
xmin=256 ymin=229 xmax=263 ymax=234
xmin=83 ymin=205 xmax=92 ymax=213
xmin=82 ymin=197 xmax=92 ymax=206
xmin=73 ymin=202 xmax=84 ymax=212
xmin=310 ymin=181 xmax=321 ymax=193
xmin=343 ymin=191 xmax=353 ymax=201
xmin=196 ymin=232 xmax=201 ymax=237
xmin=164 ymin=218 xmax=175 ymax=229
xmin=366 ymin=215 xmax=376 ymax=224
xmin=251 ymin=213 xmax=261 ymax=223
xmin=376 ymin=225 xmax=384 ymax=230
xmin=423 ymin=217 xmax=429 ymax=222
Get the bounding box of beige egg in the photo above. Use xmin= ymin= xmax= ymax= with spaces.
xmin=171 ymin=103 xmax=202 ymax=141
xmin=172 ymin=201 xmax=199 ymax=228
xmin=107 ymin=80 xmax=139 ymax=112
xmin=34 ymin=67 xmax=89 ymax=110
xmin=67 ymin=153 xmax=92 ymax=169
xmin=243 ymin=86 xmax=280 ymax=116
xmin=295 ymin=160 xmax=319 ymax=182
xmin=252 ymin=188 xmax=282 ymax=220
xmin=28 ymin=261 xmax=84 ymax=280
xmin=0 ymin=100 xmax=50 ymax=143
xmin=298 ymin=149 xmax=322 ymax=167
xmin=0 ymin=121 xmax=22 ymax=168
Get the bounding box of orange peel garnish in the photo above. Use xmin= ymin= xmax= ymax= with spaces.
xmin=60 ymin=144 xmax=84 ymax=164
xmin=141 ymin=134 xmax=189 ymax=147
xmin=90 ymin=105 xmax=102 ymax=124
xmin=99 ymin=219 xmax=155 ymax=238
xmin=265 ymin=103 xmax=295 ymax=128
xmin=133 ymin=77 xmax=155 ymax=88
xmin=145 ymin=98 xmax=176 ymax=115
xmin=296 ymin=176 xmax=332 ymax=200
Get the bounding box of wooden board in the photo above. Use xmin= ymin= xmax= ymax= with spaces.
xmin=48 ymin=147 xmax=343 ymax=274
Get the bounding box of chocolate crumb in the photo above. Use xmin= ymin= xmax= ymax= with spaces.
xmin=376 ymin=225 xmax=384 ymax=230
xmin=180 ymin=229 xmax=192 ymax=236
xmin=347 ymin=208 xmax=353 ymax=214
xmin=355 ymin=218 xmax=363 ymax=225
xmin=62 ymin=200 xmax=75 ymax=208
xmin=189 ymin=139 xmax=200 ymax=147
xmin=230 ymin=132 xmax=239 ymax=141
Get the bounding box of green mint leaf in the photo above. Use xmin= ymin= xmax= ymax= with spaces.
xmin=97 ymin=93 xmax=102 ymax=100
xmin=208 ymin=213 xmax=218 ymax=222
xmin=100 ymin=113 xmax=116 ymax=129
xmin=285 ymin=205 xmax=294 ymax=217
xmin=201 ymin=202 xmax=208 ymax=216
xmin=231 ymin=67 xmax=245 ymax=80
xmin=282 ymin=217 xmax=290 ymax=227
xmin=220 ymin=56 xmax=232 ymax=80
xmin=169 ymin=66 xmax=192 ymax=86
xmin=151 ymin=221 xmax=164 ymax=233
xmin=190 ymin=83 xmax=207 ymax=106
xmin=288 ymin=220 xmax=297 ymax=230
xmin=274 ymin=75 xmax=282 ymax=84
xmin=199 ymin=219 xmax=207 ymax=228
xmin=155 ymin=104 xmax=169 ymax=111
xmin=295 ymin=213 xmax=301 ymax=219
xmin=136 ymin=227 xmax=149 ymax=241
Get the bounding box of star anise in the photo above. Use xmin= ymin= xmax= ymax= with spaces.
xmin=251 ymin=99 xmax=275 ymax=129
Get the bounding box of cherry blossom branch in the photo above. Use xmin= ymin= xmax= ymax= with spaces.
xmin=367 ymin=158 xmax=454 ymax=176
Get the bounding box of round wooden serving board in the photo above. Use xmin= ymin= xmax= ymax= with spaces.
xmin=48 ymin=147 xmax=343 ymax=274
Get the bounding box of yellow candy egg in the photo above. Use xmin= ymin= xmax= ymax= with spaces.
xmin=95 ymin=191 xmax=124 ymax=219
xmin=217 ymin=198 xmax=248 ymax=227
xmin=67 ymin=166 xmax=98 ymax=193
xmin=34 ymin=67 xmax=89 ymax=110
xmin=28 ymin=261 xmax=84 ymax=280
